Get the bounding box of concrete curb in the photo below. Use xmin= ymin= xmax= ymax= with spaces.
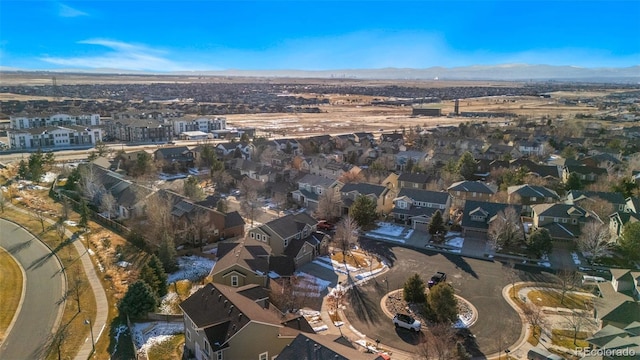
xmin=0 ymin=247 xmax=27 ymax=349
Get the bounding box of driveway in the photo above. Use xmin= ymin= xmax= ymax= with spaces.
xmin=344 ymin=240 xmax=556 ymax=358
xmin=0 ymin=218 xmax=65 ymax=360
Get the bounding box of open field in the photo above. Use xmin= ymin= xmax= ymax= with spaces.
xmin=0 ymin=247 xmax=23 ymax=343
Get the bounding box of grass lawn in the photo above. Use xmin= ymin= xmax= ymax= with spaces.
xmin=147 ymin=334 xmax=184 ymax=360
xmin=551 ymin=329 xmax=589 ymax=349
xmin=0 ymin=247 xmax=23 ymax=343
xmin=527 ymin=289 xmax=592 ymax=309
xmin=332 ymin=251 xmax=380 ymax=270
xmin=527 ymin=325 xmax=541 ymax=346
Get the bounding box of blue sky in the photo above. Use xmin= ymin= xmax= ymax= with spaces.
xmin=1 ymin=0 xmax=639 ymax=71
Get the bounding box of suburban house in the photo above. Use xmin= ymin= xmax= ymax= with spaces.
xmin=565 ymin=190 xmax=628 ymax=213
xmin=515 ymin=140 xmax=546 ymax=157
xmin=309 ymin=159 xmax=361 ymax=180
xmin=609 ymin=197 xmax=640 ymax=241
xmin=272 ymin=138 xmax=302 ymax=155
xmin=507 ymin=184 xmax=560 ymax=215
xmin=157 ymin=190 xmax=246 ymax=244
xmin=590 ymin=269 xmax=640 ymax=357
xmin=391 ymin=188 xmax=451 ymax=230
xmin=339 ymin=182 xmax=396 ymax=215
xmin=211 ymin=237 xmax=270 ymax=288
xmin=216 ymin=142 xmax=254 ymax=159
xmin=247 ymin=213 xmax=327 ymax=269
xmin=291 ymin=174 xmax=341 ymax=211
xmin=447 ymin=181 xmax=497 ymax=208
xmin=562 ymin=165 xmax=608 ymax=184
xmin=461 ymin=200 xmax=522 ymax=239
xmin=230 ymin=158 xmax=276 ymax=183
xmin=276 ymin=333 xmax=385 ymax=360
xmin=531 ymin=203 xmax=591 ymax=241
xmin=180 ymin=282 xmax=313 ymax=360
xmin=154 ymin=146 xmax=196 ymax=170
xmin=397 ymin=172 xmax=434 ymax=190
xmin=394 ymin=150 xmax=428 ymax=171
xmin=380 ymin=132 xmax=404 ymax=145
xmin=580 ymin=153 xmax=622 ymax=169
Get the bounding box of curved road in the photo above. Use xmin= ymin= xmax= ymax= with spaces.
xmin=0 ymin=218 xmax=65 ymax=360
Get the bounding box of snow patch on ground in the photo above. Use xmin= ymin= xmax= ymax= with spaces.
xmin=445 ymin=236 xmax=464 ymax=249
xmin=158 ymin=292 xmax=181 ymax=314
xmin=370 ymin=222 xmax=405 ymax=237
xmin=132 ymin=322 xmax=184 ymax=356
xmin=293 ymin=271 xmax=332 ymax=297
xmin=110 ymin=324 xmax=128 ymax=356
xmin=167 ymin=255 xmax=216 ymax=284
xmin=41 ymin=172 xmax=57 ymax=183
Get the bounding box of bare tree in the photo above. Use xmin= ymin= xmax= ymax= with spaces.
xmin=143 ymin=193 xmax=175 ymax=248
xmin=338 ymin=170 xmax=364 ymax=184
xmin=33 ymin=209 xmax=48 ymax=233
xmin=522 ymin=302 xmax=547 ymax=339
xmin=333 ymin=215 xmax=360 ymax=274
xmin=55 ymin=221 xmax=67 ymax=242
xmin=563 ymin=309 xmax=594 ymax=346
xmin=59 ymin=197 xmax=70 ymax=222
xmin=556 ymin=270 xmax=579 ymax=305
xmin=240 ymin=187 xmax=260 ymax=227
xmin=100 ymin=192 xmax=117 ymax=219
xmin=315 ymin=189 xmax=342 ymax=221
xmin=271 ymin=191 xmax=288 ymax=217
xmin=68 ymin=267 xmax=87 ymax=312
xmin=50 ymin=323 xmax=70 ymax=360
xmin=578 ymin=221 xmax=611 ymax=260
xmin=487 ymin=206 xmax=524 ymax=250
xmin=418 ymin=323 xmax=458 ymax=360
xmin=79 ymin=164 xmax=102 ymax=204
xmin=579 ymin=197 xmax=614 ymax=223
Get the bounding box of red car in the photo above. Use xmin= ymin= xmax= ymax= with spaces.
xmin=317 ymin=221 xmax=335 ymax=231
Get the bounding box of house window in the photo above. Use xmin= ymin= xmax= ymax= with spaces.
xmin=250 ymin=233 xmax=255 ymax=239
xmin=531 ymin=197 xmax=537 ymax=202
xmin=540 ymin=216 xmax=544 ymax=222
xmin=231 ymin=275 xmax=238 ymax=287
xmin=186 ymin=329 xmax=191 ymax=340
xmin=284 ymin=238 xmax=289 ymax=248
xmin=204 ymin=341 xmax=211 ymax=355
xmin=554 ymin=217 xmax=559 ymax=222
xmin=472 ymin=192 xmax=477 ymax=197
xmin=413 ymin=183 xmax=419 ymax=188
xmin=562 ymin=218 xmax=567 ymax=223
xmin=259 ymin=352 xmax=268 ymax=360
xmin=217 ymin=351 xmax=224 ymax=360
xmin=573 ymin=219 xmax=577 ymax=224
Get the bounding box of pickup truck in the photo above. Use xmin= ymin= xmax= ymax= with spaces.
xmin=428 ymin=271 xmax=447 ymax=288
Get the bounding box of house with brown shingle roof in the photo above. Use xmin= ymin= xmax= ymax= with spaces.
xmin=180 ymin=282 xmax=313 ymax=360
xmin=211 ymin=237 xmax=271 ymax=288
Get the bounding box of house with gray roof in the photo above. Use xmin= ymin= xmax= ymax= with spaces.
xmin=397 ymin=172 xmax=435 ymax=190
xmin=291 ymin=174 xmax=341 ymax=211
xmin=394 ymin=150 xmax=428 ymax=171
xmin=276 ymin=333 xmax=385 ymax=360
xmin=211 ymin=237 xmax=270 ymax=288
xmin=508 ymin=184 xmax=560 ymax=215
xmin=565 ymin=191 xmax=628 ymax=213
xmin=447 ymin=180 xmax=497 ymax=208
xmin=531 ymin=203 xmax=592 ymax=241
xmin=461 ymin=200 xmax=522 ymax=239
xmin=180 ymin=282 xmax=313 ymax=360
xmin=562 ymin=165 xmax=608 ymax=184
xmin=391 ymin=188 xmax=451 ymax=230
xmin=340 ymin=182 xmax=396 ymax=215
xmin=247 ymin=213 xmax=328 ymax=269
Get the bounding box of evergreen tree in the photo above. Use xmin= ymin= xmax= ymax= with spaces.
xmin=118 ymin=280 xmax=158 ymax=319
xmin=427 ymin=283 xmax=458 ymax=323
xmin=148 ymin=254 xmax=168 ymax=296
xmin=456 ymin=151 xmax=477 ymax=180
xmin=183 ymin=176 xmax=204 ymax=201
xmin=428 ymin=210 xmax=446 ymax=241
xmin=28 ymin=150 xmax=46 ymax=183
xmin=403 ymin=273 xmax=427 ymax=304
xmin=527 ymin=228 xmax=553 ymax=258
xmin=349 ymin=195 xmax=378 ymax=228
xmin=565 ymin=172 xmax=583 ymax=191
xmin=17 ymin=160 xmax=29 ymax=180
xmin=158 ymin=232 xmax=178 ymax=273
xmin=620 ymin=222 xmax=640 ymax=261
xmin=139 ymin=263 xmax=161 ymax=297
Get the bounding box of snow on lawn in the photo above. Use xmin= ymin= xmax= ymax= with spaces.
xmin=110 ymin=324 xmax=129 ymax=357
xmin=167 ymin=255 xmax=216 ymax=284
xmin=445 ymin=237 xmax=464 ymax=248
xmin=41 ymin=172 xmax=57 ymax=183
xmin=132 ymin=322 xmax=183 ymax=356
xmin=293 ymin=271 xmax=332 ymax=297
xmin=369 ymin=222 xmax=405 ymax=237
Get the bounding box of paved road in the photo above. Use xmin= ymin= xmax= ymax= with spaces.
xmin=342 ymin=239 xmax=556 ymax=358
xmin=0 ymin=218 xmax=65 ymax=360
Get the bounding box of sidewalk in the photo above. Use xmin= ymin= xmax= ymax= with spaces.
xmin=8 ymin=203 xmax=109 ymax=360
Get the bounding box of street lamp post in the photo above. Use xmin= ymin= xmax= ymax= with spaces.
xmin=85 ymin=318 xmax=95 ymax=355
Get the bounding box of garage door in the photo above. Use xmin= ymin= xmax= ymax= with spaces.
xmin=463 ymin=229 xmax=487 ymax=239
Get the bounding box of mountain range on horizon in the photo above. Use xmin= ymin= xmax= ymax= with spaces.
xmin=1 ymin=64 xmax=639 ymax=82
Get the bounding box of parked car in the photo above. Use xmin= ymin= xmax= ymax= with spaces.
xmin=392 ymin=313 xmax=421 ymax=332
xmin=428 ymin=272 xmax=447 ymax=288
xmin=317 ymin=220 xmax=335 ymax=231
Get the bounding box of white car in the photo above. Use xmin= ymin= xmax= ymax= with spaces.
xmin=392 ymin=313 xmax=421 ymax=332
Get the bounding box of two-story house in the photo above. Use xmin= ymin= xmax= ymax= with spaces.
xmin=339 ymin=183 xmax=396 ymax=215
xmin=180 ymin=282 xmax=313 ymax=360
xmin=397 ymin=172 xmax=435 ymax=190
xmin=507 ymin=184 xmax=560 ymax=216
xmin=309 ymin=159 xmax=361 ymax=180
xmin=447 ymin=181 xmax=497 ymax=208
xmin=276 ymin=333 xmax=386 ymax=360
xmin=211 ymin=237 xmax=270 ymax=288
xmin=391 ymin=188 xmax=451 ymax=230
xmin=531 ymin=203 xmax=591 ymax=241
xmin=609 ymin=197 xmax=640 ymax=241
xmin=562 ymin=165 xmax=608 ymax=184
xmin=272 ymin=139 xmax=302 ymax=155
xmin=216 ymin=142 xmax=254 ymax=160
xmin=291 ymin=174 xmax=341 ymax=211
xmin=515 ymin=140 xmax=546 ymax=157
xmin=394 ymin=150 xmax=428 ymax=171
xmin=461 ymin=200 xmax=522 ymax=239
xmin=565 ymin=191 xmax=628 ymax=213
xmin=154 ymin=146 xmax=196 ymax=171
xmin=247 ymin=213 xmax=327 ymax=268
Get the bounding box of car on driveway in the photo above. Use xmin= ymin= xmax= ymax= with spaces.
xmin=317 ymin=220 xmax=335 ymax=231
xmin=392 ymin=313 xmax=421 ymax=332
xmin=428 ymin=271 xmax=446 ymax=288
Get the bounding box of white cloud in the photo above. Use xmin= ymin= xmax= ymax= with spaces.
xmin=59 ymin=4 xmax=88 ymax=18
xmin=39 ymin=39 xmax=200 ymax=71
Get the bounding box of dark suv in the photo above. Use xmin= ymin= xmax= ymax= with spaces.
xmin=428 ymin=272 xmax=446 ymax=288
